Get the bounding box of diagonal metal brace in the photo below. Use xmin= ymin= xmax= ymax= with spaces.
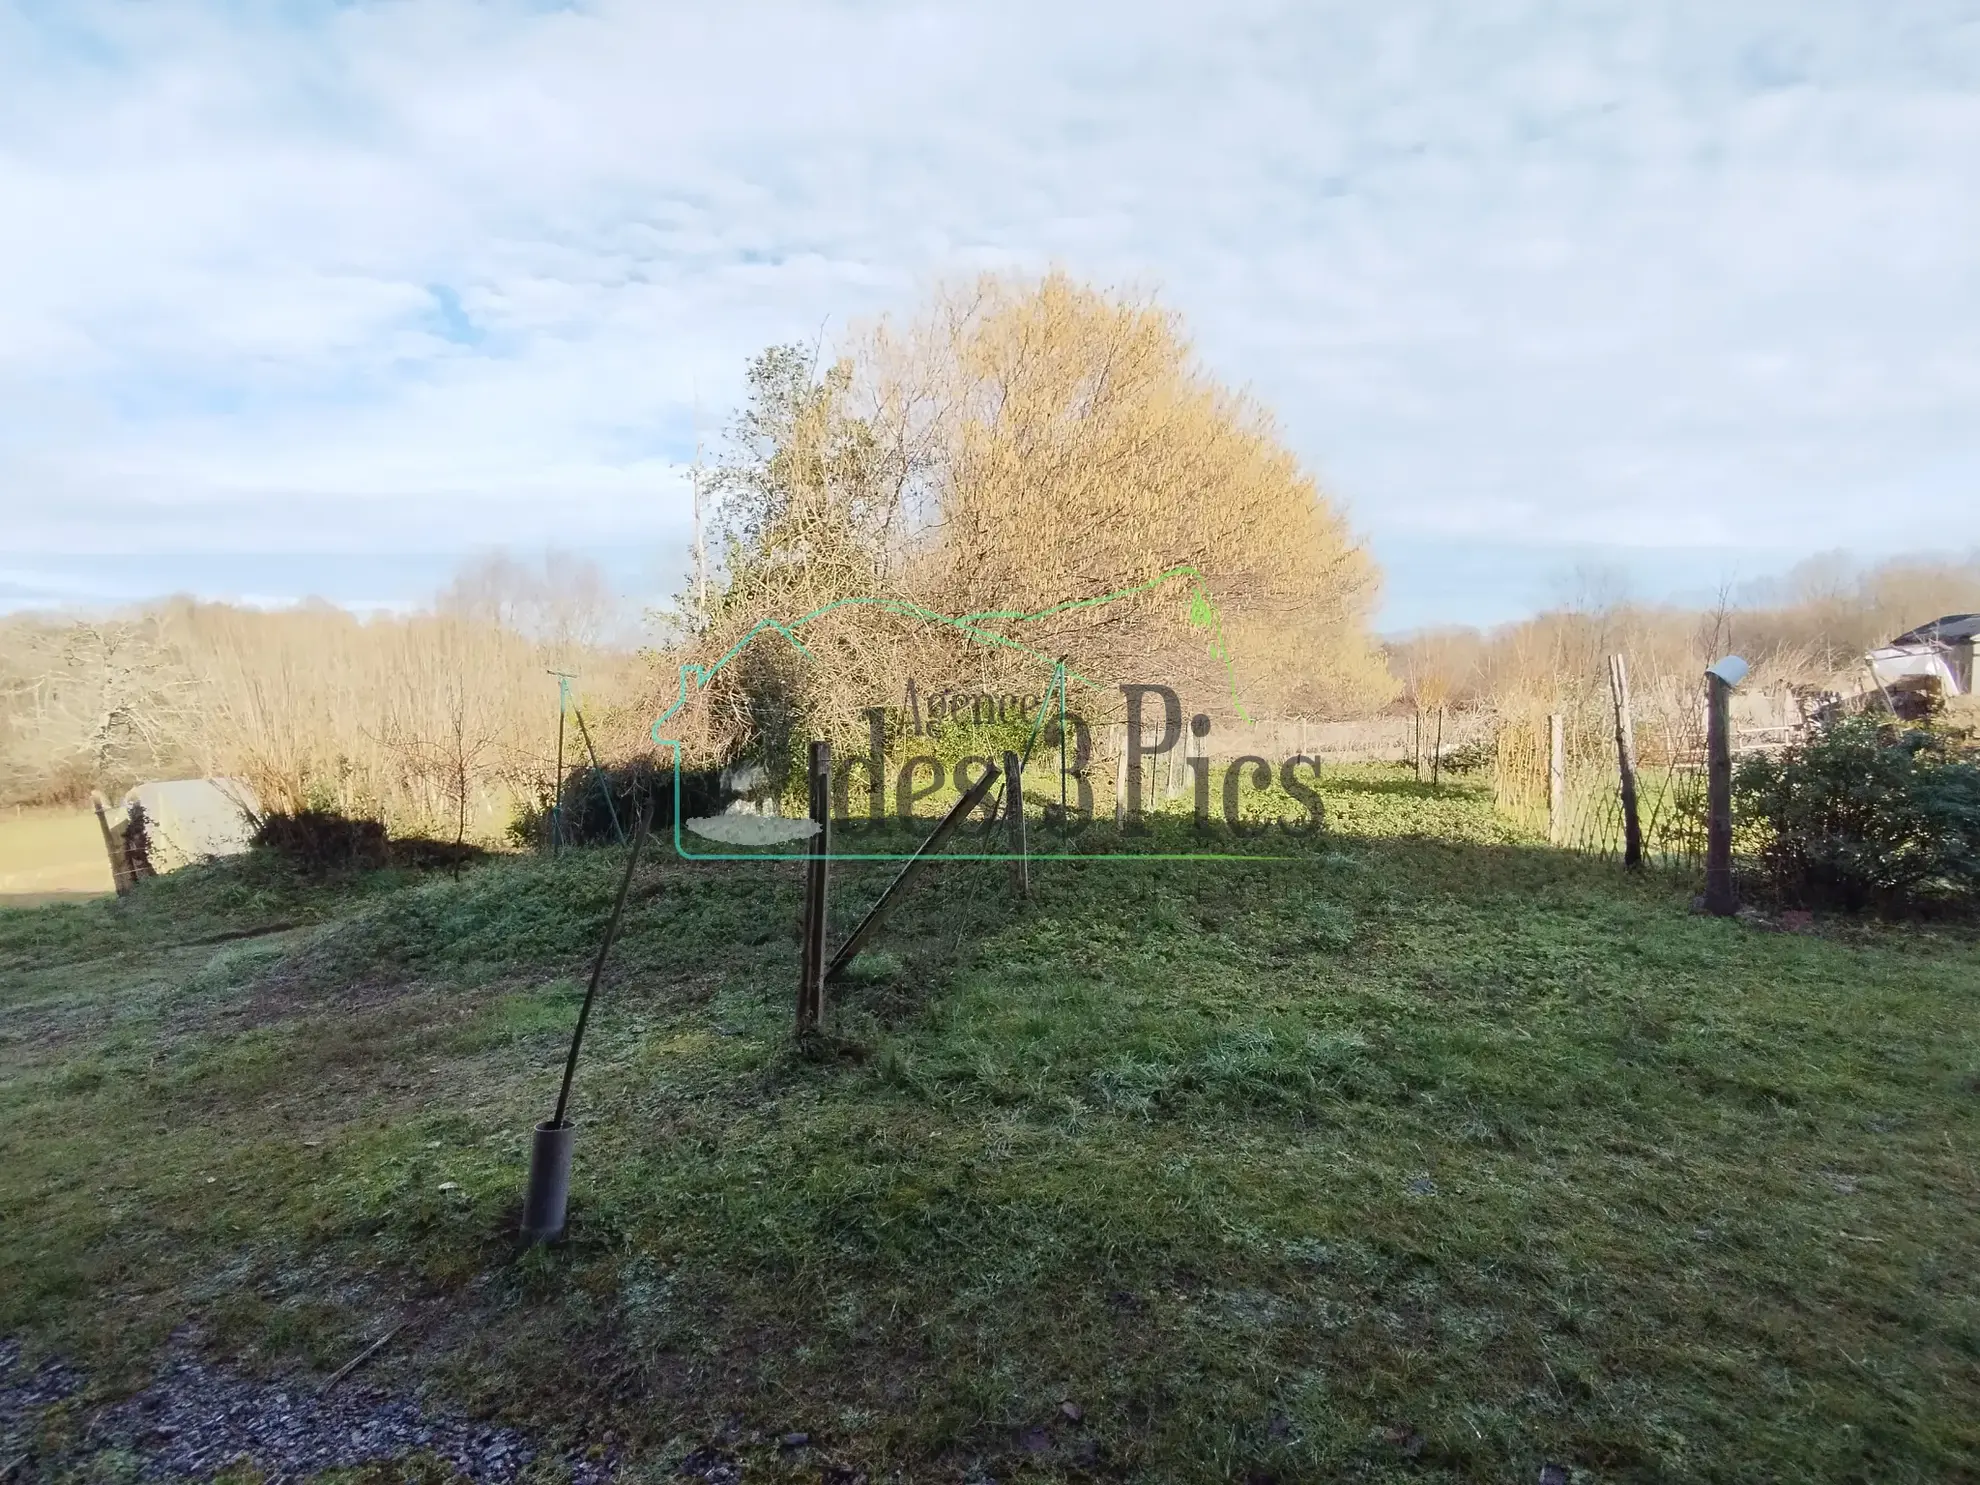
xmin=825 ymin=762 xmax=1001 ymax=982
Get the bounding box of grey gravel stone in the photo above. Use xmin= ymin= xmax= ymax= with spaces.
xmin=2 ymin=1336 xmax=615 ymax=1482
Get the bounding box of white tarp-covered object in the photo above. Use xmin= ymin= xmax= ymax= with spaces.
xmin=1866 ymin=614 xmax=1978 ymax=700
xmin=122 ymin=778 xmax=262 ymax=871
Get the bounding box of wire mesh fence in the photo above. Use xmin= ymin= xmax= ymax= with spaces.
xmin=1485 ymin=662 xmax=1812 ymax=871
xmin=933 ymin=664 xmax=1805 ymax=868
xmin=1491 ymin=712 xmax=1708 ymax=870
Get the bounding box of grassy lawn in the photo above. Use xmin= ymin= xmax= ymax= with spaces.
xmin=0 ymin=806 xmax=112 ymax=906
xmin=2 ymin=770 xmax=1977 ymax=1481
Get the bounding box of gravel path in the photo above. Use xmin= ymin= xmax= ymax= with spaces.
xmin=1 ymin=1337 xmax=85 ymax=1472
xmin=2 ymin=1337 xmax=615 ymax=1482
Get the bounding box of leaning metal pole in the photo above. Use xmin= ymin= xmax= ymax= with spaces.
xmin=522 ymin=801 xmax=652 ymax=1243
xmin=825 ymin=763 xmax=1000 ymax=983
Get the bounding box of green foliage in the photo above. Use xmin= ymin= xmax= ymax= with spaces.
xmin=1735 ymin=715 xmax=1980 ymax=911
xmin=708 ymin=344 xmax=898 ymax=588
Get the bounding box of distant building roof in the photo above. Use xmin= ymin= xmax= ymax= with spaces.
xmin=1888 ymin=613 xmax=1980 ymax=647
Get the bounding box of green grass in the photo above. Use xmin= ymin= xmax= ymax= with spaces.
xmin=2 ymin=769 xmax=1977 ymax=1481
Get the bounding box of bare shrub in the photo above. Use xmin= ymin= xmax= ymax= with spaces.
xmin=0 ymin=613 xmax=199 ymax=805
xmin=0 ymin=554 xmax=642 ymax=840
xmin=888 ymin=274 xmax=1390 ymax=718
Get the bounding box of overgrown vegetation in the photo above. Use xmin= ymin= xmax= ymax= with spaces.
xmin=0 ymin=555 xmax=639 ymax=835
xmin=3 ymin=770 xmax=1976 ymax=1481
xmin=251 ymin=808 xmax=392 ymax=872
xmin=6 ymin=269 xmax=1975 ymax=874
xmin=1736 ymin=715 xmax=1980 ymax=912
xmin=1385 ymin=551 xmax=1980 ymax=716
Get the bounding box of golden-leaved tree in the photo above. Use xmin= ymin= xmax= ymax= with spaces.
xmin=879 ymin=273 xmax=1388 ymax=715
xmin=666 ymin=273 xmax=1392 ymax=769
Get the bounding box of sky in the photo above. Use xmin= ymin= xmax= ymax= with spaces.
xmin=1 ymin=0 xmax=1976 ymax=632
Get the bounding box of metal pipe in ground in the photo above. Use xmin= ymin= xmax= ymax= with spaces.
xmin=520 ymin=1120 xmax=575 ymax=1243
xmin=521 ymin=801 xmax=652 ymax=1244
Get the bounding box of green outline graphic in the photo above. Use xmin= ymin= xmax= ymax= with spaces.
xmin=647 ymin=564 xmax=1303 ymax=862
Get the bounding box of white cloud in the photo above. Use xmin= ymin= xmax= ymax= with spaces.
xmin=0 ymin=0 xmax=1975 ymax=616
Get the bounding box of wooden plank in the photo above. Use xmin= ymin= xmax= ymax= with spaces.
xmin=1547 ymin=713 xmax=1566 ymax=846
xmin=91 ymin=792 xmax=132 ymax=896
xmin=1113 ymin=723 xmax=1128 ymax=827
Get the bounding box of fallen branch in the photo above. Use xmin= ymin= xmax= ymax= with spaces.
xmin=320 ymin=1323 xmax=403 ymax=1396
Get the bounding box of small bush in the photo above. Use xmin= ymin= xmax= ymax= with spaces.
xmin=250 ymin=810 xmax=389 ymax=872
xmin=122 ymin=800 xmax=156 ymax=879
xmin=251 ymin=810 xmax=492 ymax=874
xmin=511 ymin=757 xmax=733 ymax=849
xmin=1735 ymin=716 xmax=1980 ymax=912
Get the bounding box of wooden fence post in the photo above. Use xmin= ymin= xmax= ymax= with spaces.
xmin=1547 ymin=713 xmax=1566 ymax=846
xmin=1609 ymin=654 xmax=1643 ymax=868
xmin=1703 ymin=673 xmax=1736 ymax=915
xmin=1413 ymin=708 xmax=1424 ymax=782
xmin=1431 ymin=707 xmax=1445 ymax=789
xmin=797 ymin=741 xmax=832 ymax=1034
xmin=1113 ymin=724 xmax=1128 ymax=828
xmin=92 ymin=792 xmax=132 ymax=896
xmin=1003 ymin=750 xmax=1029 ymax=899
